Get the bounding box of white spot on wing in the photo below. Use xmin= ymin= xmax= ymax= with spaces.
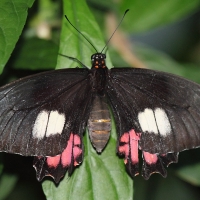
xmin=33 ymin=110 xmax=49 ymax=139
xmin=138 ymin=108 xmax=158 ymax=134
xmin=46 ymin=111 xmax=65 ymax=137
xmin=33 ymin=110 xmax=65 ymax=140
xmin=155 ymin=108 xmax=171 ymax=136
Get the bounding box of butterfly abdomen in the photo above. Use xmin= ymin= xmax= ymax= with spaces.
xmin=88 ymin=95 xmax=111 ymax=153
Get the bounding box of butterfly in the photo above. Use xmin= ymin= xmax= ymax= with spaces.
xmin=1 ymin=12 xmax=200 ymax=184
xmin=1 ymin=51 xmax=200 ymax=183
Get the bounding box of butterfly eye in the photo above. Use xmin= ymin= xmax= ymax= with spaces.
xmin=91 ymin=54 xmax=95 ymax=60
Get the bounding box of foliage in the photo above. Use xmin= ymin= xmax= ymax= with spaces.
xmin=0 ymin=0 xmax=200 ymax=199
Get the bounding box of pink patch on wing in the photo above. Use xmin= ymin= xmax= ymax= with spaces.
xmin=47 ymin=155 xmax=61 ymax=168
xmin=45 ymin=133 xmax=82 ymax=169
xmin=73 ymin=146 xmax=82 ymax=165
xmin=119 ymin=144 xmax=129 ymax=164
xmin=118 ymin=129 xmax=141 ymax=164
xmin=74 ymin=134 xmax=81 ymax=145
xmin=120 ymin=133 xmax=129 ymax=143
xmin=61 ymin=133 xmax=82 ymax=167
xmin=129 ymin=129 xmax=140 ymax=164
xmin=143 ymin=151 xmax=158 ymax=164
xmin=118 ymin=132 xmax=129 ymax=164
xmin=61 ymin=134 xmax=73 ymax=167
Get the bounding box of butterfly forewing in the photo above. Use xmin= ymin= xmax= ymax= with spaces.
xmin=107 ymin=68 xmax=200 ymax=178
xmin=0 ymin=68 xmax=93 ymax=156
xmin=108 ymin=68 xmax=200 ymax=153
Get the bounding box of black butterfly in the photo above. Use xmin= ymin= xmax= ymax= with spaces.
xmin=1 ymin=51 xmax=200 ymax=183
xmin=1 ymin=13 xmax=200 ymax=184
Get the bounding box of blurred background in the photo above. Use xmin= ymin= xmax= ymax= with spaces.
xmin=1 ymin=0 xmax=200 ymax=199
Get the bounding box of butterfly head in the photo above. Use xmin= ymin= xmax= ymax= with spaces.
xmin=91 ymin=53 xmax=107 ymax=69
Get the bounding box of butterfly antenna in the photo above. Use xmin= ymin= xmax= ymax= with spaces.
xmin=58 ymin=53 xmax=88 ymax=68
xmin=101 ymin=9 xmax=129 ymax=53
xmin=65 ymin=15 xmax=98 ymax=53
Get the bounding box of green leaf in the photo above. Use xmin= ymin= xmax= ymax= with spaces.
xmin=56 ymin=0 xmax=112 ymax=70
xmin=136 ymin=174 xmax=200 ymax=200
xmin=133 ymin=43 xmax=200 ymax=83
xmin=0 ymin=172 xmax=18 ymax=199
xmin=119 ymin=0 xmax=199 ymax=33
xmin=42 ymin=1 xmax=133 ymax=199
xmin=177 ymin=163 xmax=200 ymax=186
xmin=43 ymin=130 xmax=133 ymax=200
xmin=0 ymin=0 xmax=35 ymax=73
xmin=13 ymin=38 xmax=58 ymax=70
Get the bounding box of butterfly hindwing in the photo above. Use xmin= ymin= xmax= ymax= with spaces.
xmin=33 ymin=132 xmax=83 ymax=183
xmin=107 ymin=68 xmax=200 ymax=178
xmin=0 ymin=68 xmax=93 ymax=157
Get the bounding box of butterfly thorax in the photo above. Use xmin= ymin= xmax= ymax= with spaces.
xmin=90 ymin=53 xmax=108 ymax=96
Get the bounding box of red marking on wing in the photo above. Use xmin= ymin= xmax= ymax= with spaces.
xmin=33 ymin=133 xmax=83 ymax=183
xmin=47 ymin=155 xmax=61 ymax=168
xmin=120 ymin=132 xmax=129 ymax=143
xmin=74 ymin=134 xmax=81 ymax=145
xmin=118 ymin=129 xmax=177 ymax=179
xmin=118 ymin=130 xmax=140 ymax=165
xmin=119 ymin=144 xmax=129 ymax=164
xmin=73 ymin=146 xmax=82 ymax=166
xmin=45 ymin=133 xmax=82 ymax=169
xmin=143 ymin=151 xmax=158 ymax=164
xmin=130 ymin=129 xmax=140 ymax=164
xmin=119 ymin=132 xmax=129 ymax=164
xmin=61 ymin=134 xmax=73 ymax=167
xmin=61 ymin=133 xmax=82 ymax=167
